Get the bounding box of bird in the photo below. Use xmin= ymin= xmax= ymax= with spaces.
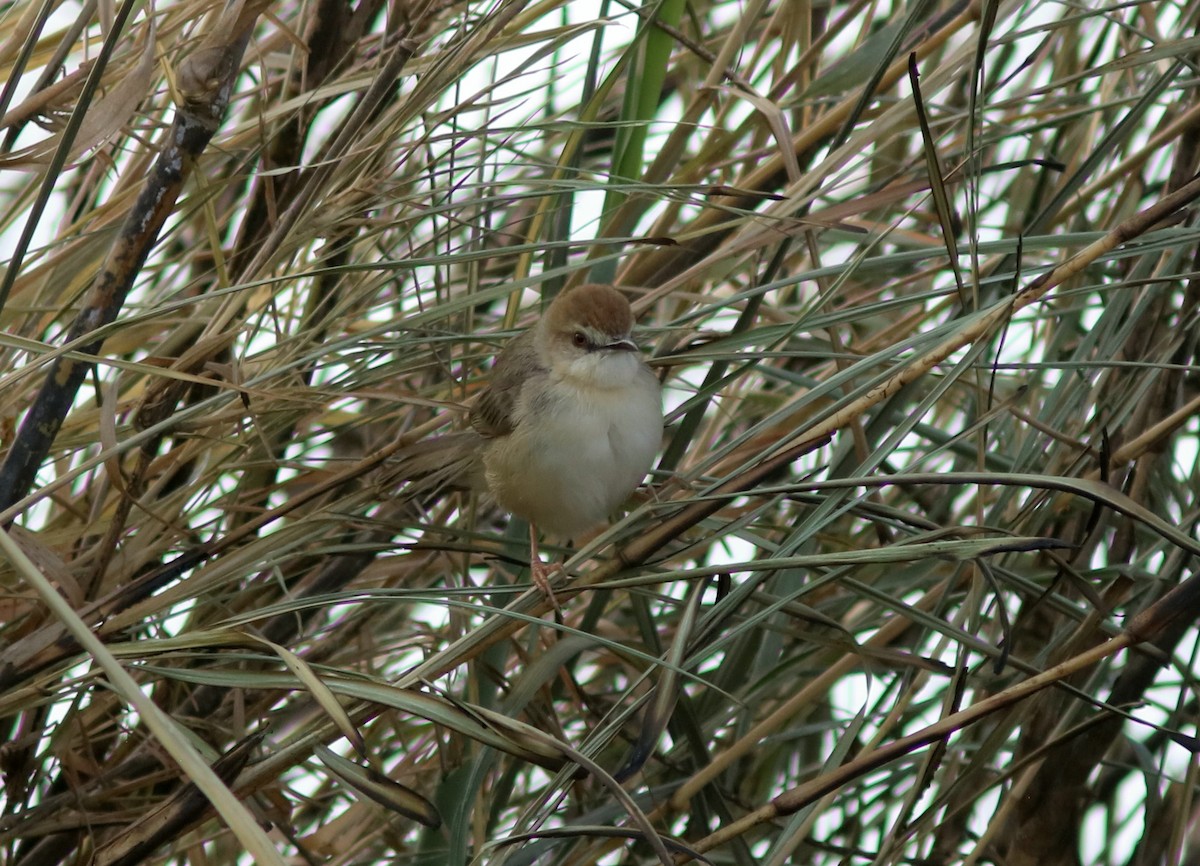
xmin=392 ymin=283 xmax=664 ymax=609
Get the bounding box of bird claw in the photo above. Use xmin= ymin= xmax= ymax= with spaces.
xmin=527 ymin=523 xmax=565 ymax=616
xmin=530 ymin=558 xmax=564 ymax=617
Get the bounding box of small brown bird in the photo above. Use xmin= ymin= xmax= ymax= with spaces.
xmin=396 ymin=283 xmax=663 ymax=605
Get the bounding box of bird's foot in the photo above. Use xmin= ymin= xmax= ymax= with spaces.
xmin=530 ymin=558 xmax=564 ymax=618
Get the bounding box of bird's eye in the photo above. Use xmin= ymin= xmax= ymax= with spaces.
xmin=571 ymin=331 xmax=588 ymax=348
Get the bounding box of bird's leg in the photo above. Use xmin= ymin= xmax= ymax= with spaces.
xmin=528 ymin=523 xmax=563 ymax=617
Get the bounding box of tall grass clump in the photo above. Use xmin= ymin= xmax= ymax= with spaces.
xmin=2 ymin=1 xmax=1200 ymax=864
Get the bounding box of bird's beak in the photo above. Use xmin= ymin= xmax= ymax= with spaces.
xmin=606 ymin=337 xmax=638 ymax=352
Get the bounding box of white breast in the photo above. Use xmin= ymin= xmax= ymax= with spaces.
xmin=483 ymin=356 xmax=662 ymax=539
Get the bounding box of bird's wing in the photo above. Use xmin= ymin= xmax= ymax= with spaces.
xmin=469 ymin=332 xmax=545 ymax=439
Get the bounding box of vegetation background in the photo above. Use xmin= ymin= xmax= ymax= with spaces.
xmin=2 ymin=0 xmax=1200 ymax=863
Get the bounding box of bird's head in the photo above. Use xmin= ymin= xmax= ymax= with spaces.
xmin=537 ymin=284 xmax=645 ymax=388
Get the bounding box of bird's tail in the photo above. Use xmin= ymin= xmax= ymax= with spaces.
xmin=381 ymin=430 xmax=484 ymax=502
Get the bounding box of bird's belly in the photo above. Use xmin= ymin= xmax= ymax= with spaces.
xmin=484 ymin=380 xmax=661 ymax=539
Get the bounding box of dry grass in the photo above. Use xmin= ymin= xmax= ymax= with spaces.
xmin=3 ymin=0 xmax=1200 ymax=863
